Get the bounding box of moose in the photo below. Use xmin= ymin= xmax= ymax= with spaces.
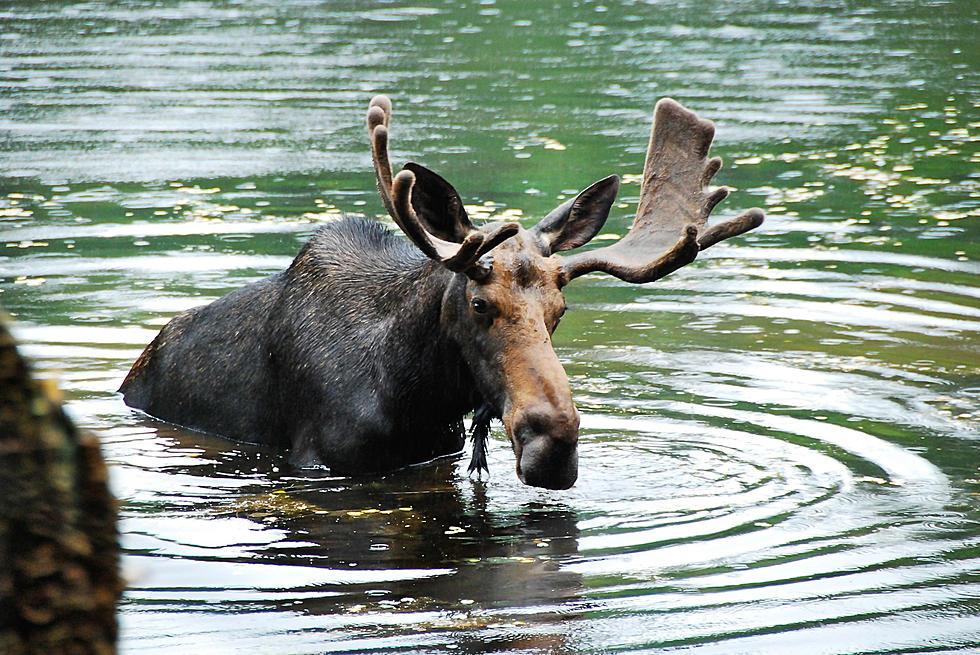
xmin=120 ymin=95 xmax=763 ymax=489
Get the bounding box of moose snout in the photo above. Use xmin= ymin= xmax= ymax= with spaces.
xmin=511 ymin=405 xmax=580 ymax=490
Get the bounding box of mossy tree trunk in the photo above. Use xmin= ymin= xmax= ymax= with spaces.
xmin=0 ymin=313 xmax=122 ymax=655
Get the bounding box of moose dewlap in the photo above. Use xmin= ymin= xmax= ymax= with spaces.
xmin=120 ymin=95 xmax=764 ymax=490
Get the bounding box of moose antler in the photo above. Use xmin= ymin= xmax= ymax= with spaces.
xmin=367 ymin=95 xmax=519 ymax=273
xmin=561 ymin=98 xmax=764 ymax=284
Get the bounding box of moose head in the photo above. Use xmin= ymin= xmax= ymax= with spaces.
xmin=366 ymin=95 xmax=764 ymax=489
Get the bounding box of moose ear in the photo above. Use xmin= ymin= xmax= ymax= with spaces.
xmin=402 ymin=162 xmax=474 ymax=242
xmin=532 ymin=175 xmax=620 ymax=254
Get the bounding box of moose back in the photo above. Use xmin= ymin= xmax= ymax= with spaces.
xmin=120 ymin=95 xmax=763 ymax=489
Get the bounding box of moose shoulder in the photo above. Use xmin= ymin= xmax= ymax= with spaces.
xmin=120 ymin=95 xmax=764 ymax=489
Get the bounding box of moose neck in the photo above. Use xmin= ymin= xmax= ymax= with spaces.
xmin=386 ymin=259 xmax=482 ymax=426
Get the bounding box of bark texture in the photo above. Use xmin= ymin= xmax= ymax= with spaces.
xmin=0 ymin=313 xmax=122 ymax=655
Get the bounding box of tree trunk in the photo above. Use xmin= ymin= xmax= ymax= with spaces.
xmin=0 ymin=312 xmax=122 ymax=655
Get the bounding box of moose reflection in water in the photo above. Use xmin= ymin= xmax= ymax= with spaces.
xmin=120 ymin=95 xmax=763 ymax=489
xmin=136 ymin=425 xmax=584 ymax=653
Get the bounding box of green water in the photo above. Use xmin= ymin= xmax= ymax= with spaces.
xmin=2 ymin=1 xmax=979 ymax=653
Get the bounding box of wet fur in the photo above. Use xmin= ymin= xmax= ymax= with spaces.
xmin=121 ymin=218 xmax=481 ymax=472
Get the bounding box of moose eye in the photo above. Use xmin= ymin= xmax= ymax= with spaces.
xmin=471 ymin=298 xmax=490 ymax=314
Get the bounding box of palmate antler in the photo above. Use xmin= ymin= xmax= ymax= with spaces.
xmin=366 ymin=95 xmax=519 ymax=275
xmin=560 ymin=98 xmax=764 ymax=284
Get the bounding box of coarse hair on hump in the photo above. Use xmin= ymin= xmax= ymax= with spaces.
xmin=297 ymin=216 xmax=431 ymax=280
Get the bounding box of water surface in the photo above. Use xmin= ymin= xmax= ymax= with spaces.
xmin=2 ymin=1 xmax=979 ymax=653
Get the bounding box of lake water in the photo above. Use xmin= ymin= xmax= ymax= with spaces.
xmin=2 ymin=1 xmax=979 ymax=653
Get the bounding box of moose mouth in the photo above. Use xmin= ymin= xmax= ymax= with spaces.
xmin=515 ymin=436 xmax=579 ymax=490
xmin=507 ymin=409 xmax=580 ymax=490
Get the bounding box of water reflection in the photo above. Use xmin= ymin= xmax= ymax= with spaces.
xmin=107 ymin=391 xmax=979 ymax=653
xmin=118 ymin=422 xmax=583 ymax=652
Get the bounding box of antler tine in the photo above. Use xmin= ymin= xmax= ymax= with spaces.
xmin=368 ymin=96 xmax=443 ymax=259
xmin=367 ymin=95 xmax=520 ymax=273
xmin=561 ymin=98 xmax=764 ymax=284
xmin=367 ymin=96 xmax=397 ymax=222
xmin=369 ymin=94 xmax=391 ymax=128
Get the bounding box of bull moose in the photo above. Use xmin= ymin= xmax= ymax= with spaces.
xmin=120 ymin=95 xmax=764 ymax=489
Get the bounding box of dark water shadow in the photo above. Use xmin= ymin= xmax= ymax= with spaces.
xmin=123 ymin=419 xmax=585 ymax=651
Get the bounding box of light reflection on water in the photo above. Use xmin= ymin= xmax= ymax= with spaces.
xmin=2 ymin=0 xmax=979 ymax=653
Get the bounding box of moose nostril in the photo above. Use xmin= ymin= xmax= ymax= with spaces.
xmin=526 ymin=411 xmax=551 ymax=435
xmin=515 ymin=405 xmax=579 ymax=444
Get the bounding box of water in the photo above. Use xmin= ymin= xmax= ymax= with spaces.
xmin=2 ymin=1 xmax=979 ymax=652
